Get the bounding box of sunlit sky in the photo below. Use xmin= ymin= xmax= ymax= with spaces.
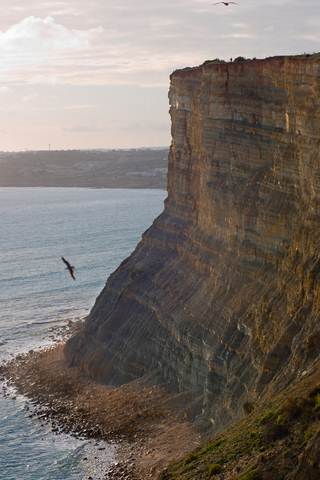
xmin=0 ymin=0 xmax=319 ymax=151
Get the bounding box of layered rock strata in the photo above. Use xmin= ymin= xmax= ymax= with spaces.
xmin=66 ymin=55 xmax=320 ymax=432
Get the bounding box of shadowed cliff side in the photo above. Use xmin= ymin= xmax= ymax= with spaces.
xmin=66 ymin=54 xmax=320 ymax=433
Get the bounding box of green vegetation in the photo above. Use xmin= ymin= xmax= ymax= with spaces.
xmin=184 ymin=453 xmax=198 ymax=465
xmin=237 ymin=468 xmax=261 ymax=480
xmin=160 ymin=375 xmax=320 ymax=479
xmin=203 ymin=59 xmax=227 ymax=65
xmin=303 ymin=423 xmax=319 ymax=444
xmin=207 ymin=463 xmax=222 ymax=476
xmin=234 ymin=56 xmax=247 ymax=62
xmin=314 ymin=394 xmax=320 ymax=410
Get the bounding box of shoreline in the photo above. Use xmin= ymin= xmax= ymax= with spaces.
xmin=0 ymin=343 xmax=201 ymax=479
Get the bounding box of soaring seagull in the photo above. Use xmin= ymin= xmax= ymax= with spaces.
xmin=213 ymin=2 xmax=239 ymax=5
xmin=61 ymin=257 xmax=76 ymax=280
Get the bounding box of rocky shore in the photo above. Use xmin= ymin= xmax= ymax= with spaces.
xmin=0 ymin=343 xmax=201 ymax=479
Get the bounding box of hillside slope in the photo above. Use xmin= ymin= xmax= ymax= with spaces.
xmin=0 ymin=148 xmax=168 ymax=189
xmin=161 ymin=369 xmax=320 ymax=479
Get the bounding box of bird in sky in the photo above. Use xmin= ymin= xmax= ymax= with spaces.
xmin=212 ymin=2 xmax=239 ymax=5
xmin=61 ymin=257 xmax=76 ymax=280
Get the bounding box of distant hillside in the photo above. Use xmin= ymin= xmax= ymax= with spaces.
xmin=0 ymin=148 xmax=169 ymax=189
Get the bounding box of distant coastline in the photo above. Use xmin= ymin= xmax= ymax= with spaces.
xmin=0 ymin=148 xmax=169 ymax=189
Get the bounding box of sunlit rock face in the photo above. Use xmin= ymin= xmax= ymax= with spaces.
xmin=66 ymin=55 xmax=320 ymax=431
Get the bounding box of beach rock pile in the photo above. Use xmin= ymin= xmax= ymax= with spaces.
xmin=0 ymin=345 xmax=200 ymax=479
xmin=104 ymin=461 xmax=139 ymax=480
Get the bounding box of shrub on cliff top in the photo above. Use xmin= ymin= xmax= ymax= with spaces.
xmin=234 ymin=56 xmax=247 ymax=62
xmin=202 ymin=59 xmax=226 ymax=66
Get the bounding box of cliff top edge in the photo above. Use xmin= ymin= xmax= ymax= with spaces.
xmin=171 ymin=52 xmax=320 ymax=79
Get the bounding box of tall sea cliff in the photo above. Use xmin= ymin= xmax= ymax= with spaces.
xmin=66 ymin=54 xmax=320 ymax=434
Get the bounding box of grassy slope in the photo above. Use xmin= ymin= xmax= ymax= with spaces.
xmin=160 ymin=367 xmax=320 ymax=480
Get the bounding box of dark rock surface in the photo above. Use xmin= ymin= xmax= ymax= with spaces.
xmin=66 ymin=54 xmax=320 ymax=433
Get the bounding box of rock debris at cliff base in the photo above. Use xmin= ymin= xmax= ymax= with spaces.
xmin=1 ymin=346 xmax=319 ymax=479
xmin=0 ymin=345 xmax=201 ymax=479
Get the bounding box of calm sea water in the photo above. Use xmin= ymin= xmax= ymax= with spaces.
xmin=0 ymin=187 xmax=165 ymax=480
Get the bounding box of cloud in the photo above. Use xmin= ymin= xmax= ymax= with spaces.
xmin=0 ymin=16 xmax=104 ymax=84
xmin=63 ymin=119 xmax=169 ymax=135
xmin=0 ymin=0 xmax=319 ymax=151
xmin=0 ymin=16 xmax=102 ymax=51
xmin=63 ymin=124 xmax=103 ymax=133
xmin=0 ymin=85 xmax=12 ymax=93
xmin=221 ymin=33 xmax=254 ymax=39
xmin=63 ymin=104 xmax=94 ymax=110
xmin=22 ymin=92 xmax=39 ymax=102
xmin=0 ymin=0 xmax=319 ymax=89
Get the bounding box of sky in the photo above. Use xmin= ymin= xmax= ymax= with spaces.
xmin=0 ymin=0 xmax=319 ymax=151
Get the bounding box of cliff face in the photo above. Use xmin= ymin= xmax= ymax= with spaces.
xmin=66 ymin=55 xmax=320 ymax=431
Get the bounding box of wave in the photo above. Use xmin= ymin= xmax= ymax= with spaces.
xmin=30 ymin=315 xmax=87 ymax=326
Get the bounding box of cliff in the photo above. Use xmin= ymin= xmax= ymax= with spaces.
xmin=66 ymin=55 xmax=320 ymax=435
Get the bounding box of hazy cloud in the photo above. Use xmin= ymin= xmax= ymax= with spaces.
xmin=0 ymin=1 xmax=319 ymax=87
xmin=0 ymin=16 xmax=101 ymax=51
xmin=0 ymin=16 xmax=104 ymax=84
xmin=0 ymin=85 xmax=12 ymax=93
xmin=0 ymin=0 xmax=319 ymax=150
xmin=63 ymin=124 xmax=103 ymax=133
xmin=22 ymin=92 xmax=39 ymax=102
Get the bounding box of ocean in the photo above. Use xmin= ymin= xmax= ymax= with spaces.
xmin=0 ymin=187 xmax=166 ymax=480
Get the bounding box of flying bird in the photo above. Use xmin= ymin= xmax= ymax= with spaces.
xmin=61 ymin=257 xmax=76 ymax=280
xmin=212 ymin=2 xmax=239 ymax=5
